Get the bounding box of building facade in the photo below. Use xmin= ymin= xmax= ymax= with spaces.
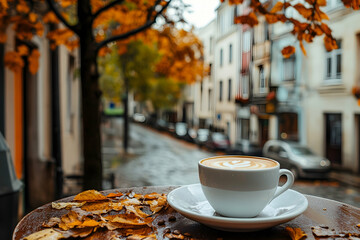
xmin=194 ymin=20 xmax=216 ymax=129
xmin=214 ymin=1 xmax=241 ymax=144
xmin=303 ymin=3 xmax=360 ymax=171
xmin=0 ymin=24 xmax=82 ymax=210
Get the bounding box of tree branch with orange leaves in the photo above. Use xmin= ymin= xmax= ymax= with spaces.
xmin=46 ymin=0 xmax=80 ymax=34
xmin=95 ymin=0 xmax=172 ymax=53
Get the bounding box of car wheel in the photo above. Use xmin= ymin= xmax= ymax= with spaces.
xmin=290 ymin=167 xmax=299 ymax=180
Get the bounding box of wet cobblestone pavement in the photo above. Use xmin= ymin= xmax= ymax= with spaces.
xmin=102 ymin=119 xmax=360 ymax=208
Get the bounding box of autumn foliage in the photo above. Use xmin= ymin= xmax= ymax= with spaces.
xmin=224 ymin=0 xmax=360 ymax=58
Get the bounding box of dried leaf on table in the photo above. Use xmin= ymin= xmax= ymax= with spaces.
xmin=286 ymin=226 xmax=307 ymax=240
xmin=106 ymin=192 xmax=123 ymax=198
xmin=42 ymin=217 xmax=61 ymax=228
xmin=147 ymin=195 xmax=167 ymax=214
xmin=122 ymin=198 xmax=142 ymax=206
xmin=104 ymin=213 xmax=152 ymax=226
xmin=52 ymin=202 xmax=85 ymax=210
xmin=73 ymin=190 xmax=108 ymax=202
xmin=81 ymin=201 xmax=112 ymax=214
xmin=59 ymin=227 xmax=94 ymax=238
xmin=23 ymin=228 xmax=64 ymax=240
xmin=144 ymin=192 xmax=162 ymax=200
xmin=125 ymin=205 xmax=150 ymax=218
xmin=165 ymin=233 xmax=185 ymax=239
xmin=311 ymin=226 xmax=337 ymax=237
xmin=58 ymin=211 xmax=82 ymax=230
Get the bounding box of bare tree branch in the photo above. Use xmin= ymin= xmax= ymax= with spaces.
xmin=92 ymin=0 xmax=125 ymax=21
xmin=95 ymin=0 xmax=171 ymax=53
xmin=45 ymin=0 xmax=79 ymax=34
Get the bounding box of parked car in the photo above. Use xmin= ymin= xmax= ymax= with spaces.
xmin=185 ymin=128 xmax=197 ymax=143
xmin=132 ymin=113 xmax=146 ymax=123
xmin=205 ymin=132 xmax=231 ymax=151
xmin=175 ymin=122 xmax=188 ymax=139
xmin=262 ymin=140 xmax=331 ymax=179
xmin=155 ymin=119 xmax=168 ymax=131
xmin=226 ymin=142 xmax=263 ymax=156
xmin=167 ymin=122 xmax=175 ymax=134
xmin=195 ymin=129 xmax=210 ymax=147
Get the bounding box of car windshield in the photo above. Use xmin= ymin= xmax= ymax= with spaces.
xmin=291 ymin=146 xmax=313 ymax=155
xmin=212 ymin=133 xmax=227 ymax=141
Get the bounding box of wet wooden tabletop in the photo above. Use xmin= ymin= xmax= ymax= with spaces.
xmin=13 ymin=186 xmax=360 ymax=240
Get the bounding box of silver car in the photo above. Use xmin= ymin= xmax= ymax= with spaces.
xmin=262 ymin=140 xmax=331 ymax=179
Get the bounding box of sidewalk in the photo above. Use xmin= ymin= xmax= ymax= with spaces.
xmin=329 ymin=170 xmax=360 ymax=188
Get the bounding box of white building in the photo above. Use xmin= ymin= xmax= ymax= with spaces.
xmin=303 ymin=2 xmax=360 ymax=172
xmin=193 ymin=20 xmax=216 ymax=129
xmin=214 ymin=1 xmax=241 ymax=144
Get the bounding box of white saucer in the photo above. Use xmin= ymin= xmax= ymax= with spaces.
xmin=167 ymin=184 xmax=308 ymax=232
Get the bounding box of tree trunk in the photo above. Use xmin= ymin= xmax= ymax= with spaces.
xmin=78 ymin=0 xmax=102 ymax=190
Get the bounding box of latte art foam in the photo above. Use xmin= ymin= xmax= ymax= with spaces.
xmin=201 ymin=157 xmax=277 ymax=170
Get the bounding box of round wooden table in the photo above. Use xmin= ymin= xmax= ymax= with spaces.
xmin=13 ymin=186 xmax=360 ymax=240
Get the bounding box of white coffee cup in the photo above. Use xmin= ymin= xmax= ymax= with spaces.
xmin=198 ymin=155 xmax=294 ymax=218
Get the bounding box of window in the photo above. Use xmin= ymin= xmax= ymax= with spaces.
xmin=220 ymin=48 xmax=223 ymax=67
xmin=241 ymin=119 xmax=250 ymax=140
xmin=242 ymin=74 xmax=249 ymax=98
xmin=67 ymin=55 xmax=75 ymax=132
xmin=229 ymin=44 xmax=233 ymax=63
xmin=259 ymin=65 xmax=266 ymax=93
xmin=264 ymin=23 xmax=269 ymax=41
xmin=243 ymin=31 xmax=251 ymax=52
xmin=325 ymin=40 xmax=342 ymax=83
xmin=283 ymin=54 xmax=296 ymax=81
xmin=228 ymin=78 xmax=232 ymax=101
xmin=208 ymin=89 xmax=212 ymax=111
xmin=209 ymin=63 xmax=212 ymax=77
xmin=209 ymin=37 xmax=213 ymax=55
xmin=219 ymin=80 xmax=223 ymax=101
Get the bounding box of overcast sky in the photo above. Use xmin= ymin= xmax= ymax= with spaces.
xmin=182 ymin=0 xmax=220 ymax=29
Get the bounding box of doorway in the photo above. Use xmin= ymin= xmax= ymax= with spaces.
xmin=259 ymin=118 xmax=269 ymax=147
xmin=325 ymin=113 xmax=342 ymax=165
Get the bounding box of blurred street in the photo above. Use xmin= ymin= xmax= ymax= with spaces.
xmin=102 ymin=118 xmax=360 ymax=208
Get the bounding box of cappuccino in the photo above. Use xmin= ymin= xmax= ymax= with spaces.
xmin=200 ymin=156 xmax=277 ymax=170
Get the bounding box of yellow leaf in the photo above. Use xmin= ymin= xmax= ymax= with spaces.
xmin=270 ymin=2 xmax=283 ymax=13
xmin=286 ymin=226 xmax=307 ymax=240
xmin=293 ymin=4 xmax=312 ymax=19
xmin=73 ymin=190 xmax=107 ymax=202
xmin=28 ymin=49 xmax=40 ymax=75
xmin=4 ymin=51 xmax=24 ymax=72
xmin=59 ymin=0 xmax=77 ymax=8
xmin=299 ymin=41 xmax=307 ymax=56
xmin=324 ymin=35 xmax=338 ymax=52
xmin=17 ymin=45 xmax=29 ymax=56
xmin=265 ymin=14 xmax=280 ymax=24
xmin=43 ymin=12 xmax=60 ymax=24
xmin=234 ymin=12 xmax=259 ymax=27
xmin=23 ymin=228 xmax=64 ymax=240
xmin=16 ymin=2 xmax=30 ymax=14
xmin=29 ymin=13 xmax=37 ymax=23
xmin=0 ymin=0 xmax=8 ymax=10
xmin=281 ymin=46 xmax=296 ymax=58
